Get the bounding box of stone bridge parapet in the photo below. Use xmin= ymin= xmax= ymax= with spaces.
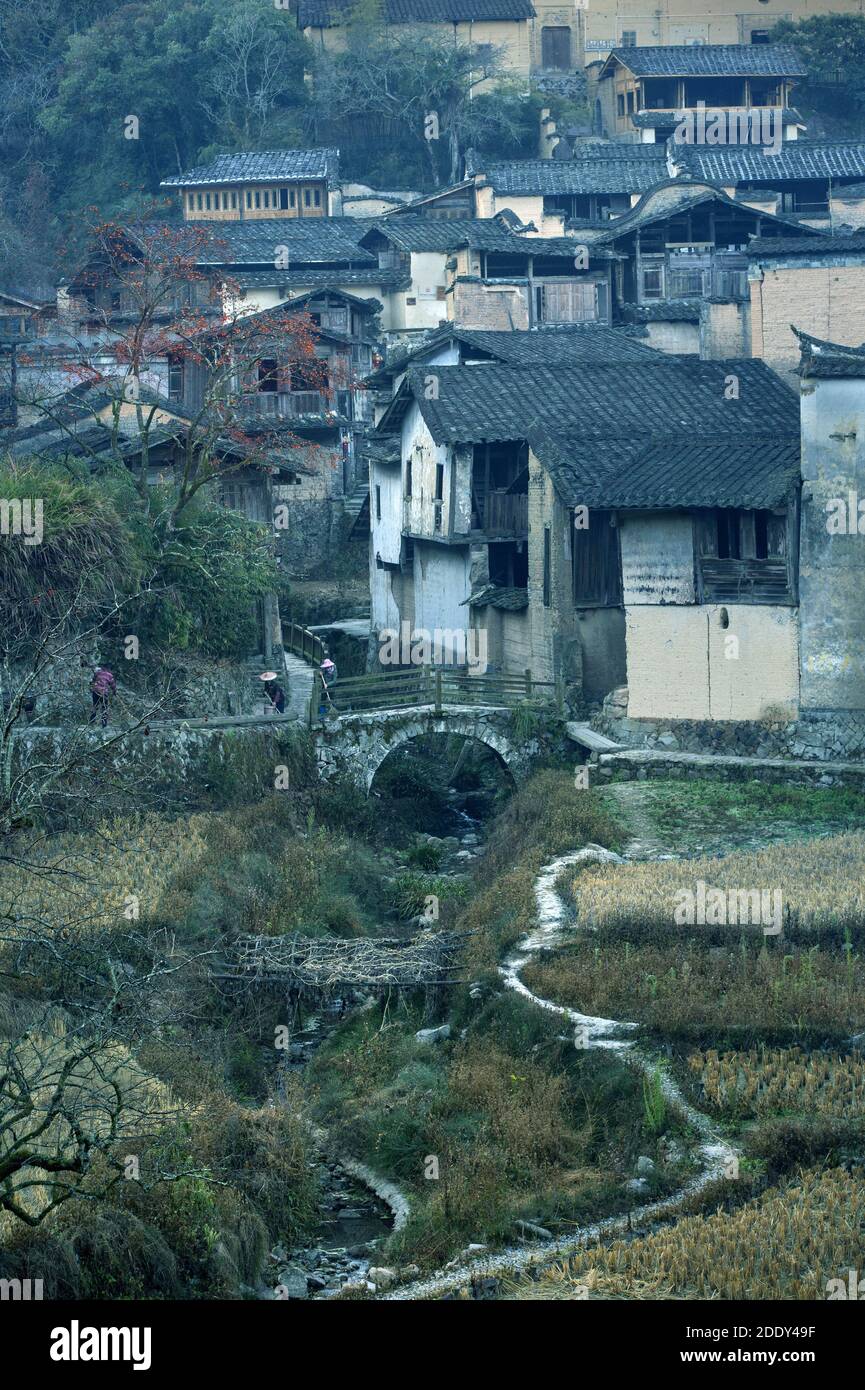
xmin=311 ymin=704 xmax=542 ymax=791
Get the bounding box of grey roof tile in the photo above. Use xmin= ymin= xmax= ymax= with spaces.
xmin=470 ymin=147 xmax=668 ymax=196
xmin=674 ymin=140 xmax=865 ymax=184
xmin=299 ymin=0 xmax=533 ymax=23
xmin=366 ymin=323 xmax=662 ymax=384
xmin=748 ymin=231 xmax=865 ymax=258
xmin=603 ymin=44 xmax=806 ymax=78
xmin=531 ymin=430 xmax=799 ymax=508
xmin=399 ymin=357 xmax=797 ymax=445
xmin=161 ymin=149 xmax=339 ymax=188
xmin=795 ymin=327 xmax=865 ymax=378
xmin=185 ymin=217 xmax=378 ymax=265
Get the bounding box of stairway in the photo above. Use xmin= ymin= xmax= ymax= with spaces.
xmin=342 ymin=482 xmax=369 ymax=535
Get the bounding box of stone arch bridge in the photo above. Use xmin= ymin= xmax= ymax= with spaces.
xmin=312 ymin=705 xmax=543 ymax=791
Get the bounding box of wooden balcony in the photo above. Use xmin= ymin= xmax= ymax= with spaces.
xmin=473 ymin=491 xmax=528 ymax=537
xmin=240 ymin=389 xmax=352 ymax=419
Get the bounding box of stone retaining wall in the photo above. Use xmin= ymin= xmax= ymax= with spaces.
xmin=596 ymin=688 xmax=865 ymax=762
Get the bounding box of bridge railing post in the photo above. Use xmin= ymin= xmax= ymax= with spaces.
xmin=308 ymin=672 xmax=318 ymax=727
xmin=524 ymin=668 xmax=532 ymax=702
xmin=434 ymin=666 xmax=442 ymax=714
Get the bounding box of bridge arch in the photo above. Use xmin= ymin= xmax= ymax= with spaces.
xmin=313 ymin=708 xmax=535 ymax=793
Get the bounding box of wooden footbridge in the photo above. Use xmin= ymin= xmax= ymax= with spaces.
xmin=215 ymin=928 xmax=467 ymax=999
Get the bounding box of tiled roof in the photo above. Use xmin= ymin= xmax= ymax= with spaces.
xmin=469 ymin=147 xmax=668 ymax=196
xmin=468 ymin=585 xmax=529 ymax=610
xmin=795 ymin=327 xmax=865 ymax=379
xmin=673 ymin=140 xmax=865 ymax=185
xmin=633 ymin=107 xmax=803 ymax=130
xmin=363 ymin=215 xmax=614 ymax=257
xmin=748 ymin=232 xmax=865 ymax=258
xmin=531 ymin=430 xmax=799 ymax=509
xmin=397 ymin=357 xmax=797 ymax=445
xmin=362 ymin=217 xmax=497 ymax=252
xmin=229 ymin=267 xmax=410 ymax=290
xmin=186 ymin=218 xmax=377 ymax=265
xmin=161 ymin=150 xmax=339 ymax=188
xmin=620 ymin=300 xmax=702 ymax=323
xmin=366 ymin=323 xmax=662 ymax=384
xmin=602 ymin=44 xmax=806 ymax=79
xmin=299 ymin=0 xmax=533 ymax=23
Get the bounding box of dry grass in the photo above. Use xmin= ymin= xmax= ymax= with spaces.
xmin=523 ymin=938 xmax=865 ymax=1038
xmin=0 ymin=813 xmax=210 ymax=941
xmin=520 ymin=833 xmax=865 ymax=1040
xmin=689 ymin=1047 xmax=865 ymax=1119
xmin=507 ymin=1167 xmax=865 ymax=1300
xmin=570 ymin=832 xmax=865 ymax=939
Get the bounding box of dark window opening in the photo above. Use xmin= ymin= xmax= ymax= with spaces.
xmin=434 ymin=463 xmax=444 ymax=501
xmin=405 ymin=458 xmax=412 ymax=497
xmin=168 ymin=356 xmax=184 ymax=402
xmin=375 ymin=484 xmax=381 ymax=522
xmin=279 ymin=188 xmax=289 ymax=210
xmin=258 ymin=358 xmax=279 ymax=393
xmin=489 ymin=540 xmax=528 ymax=589
xmin=290 ymin=359 xmax=328 ymax=392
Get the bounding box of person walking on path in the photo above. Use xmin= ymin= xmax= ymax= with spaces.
xmin=89 ymin=665 xmax=116 ymax=727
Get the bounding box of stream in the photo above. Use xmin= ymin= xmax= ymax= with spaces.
xmin=268 ymin=789 xmax=488 ymax=1300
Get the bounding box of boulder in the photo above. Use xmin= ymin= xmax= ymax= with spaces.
xmin=275 ymin=1266 xmax=309 ymax=1300
xmin=415 ymin=1024 xmax=451 ymax=1044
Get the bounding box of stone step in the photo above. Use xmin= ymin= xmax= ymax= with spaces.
xmin=565 ymin=722 xmax=623 ymax=755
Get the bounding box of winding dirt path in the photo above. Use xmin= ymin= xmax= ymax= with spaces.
xmin=379 ymin=841 xmax=737 ymax=1301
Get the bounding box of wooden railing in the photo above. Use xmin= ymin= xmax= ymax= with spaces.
xmin=482 ymin=491 xmax=528 ymax=534
xmin=284 ymin=620 xmax=326 ymax=666
xmin=240 ymin=389 xmax=352 ymax=419
xmin=309 ymin=665 xmax=562 ymax=724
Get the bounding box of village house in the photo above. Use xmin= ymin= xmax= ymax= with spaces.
xmin=594 ymin=44 xmax=806 ymax=145
xmin=577 ymin=178 xmax=818 ymax=356
xmin=160 ymin=149 xmax=342 ymax=221
xmin=364 ymin=320 xmax=658 ymax=422
xmin=670 ymin=139 xmax=865 ymax=229
xmin=465 ymin=146 xmax=669 ymax=230
xmin=368 ymin=343 xmax=806 ymax=709
xmin=581 ymin=0 xmax=865 ymax=64
xmin=749 ymin=233 xmax=865 ymax=380
xmin=358 ymin=214 xmax=617 ymax=333
xmin=297 ymin=0 xmax=543 ymax=87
